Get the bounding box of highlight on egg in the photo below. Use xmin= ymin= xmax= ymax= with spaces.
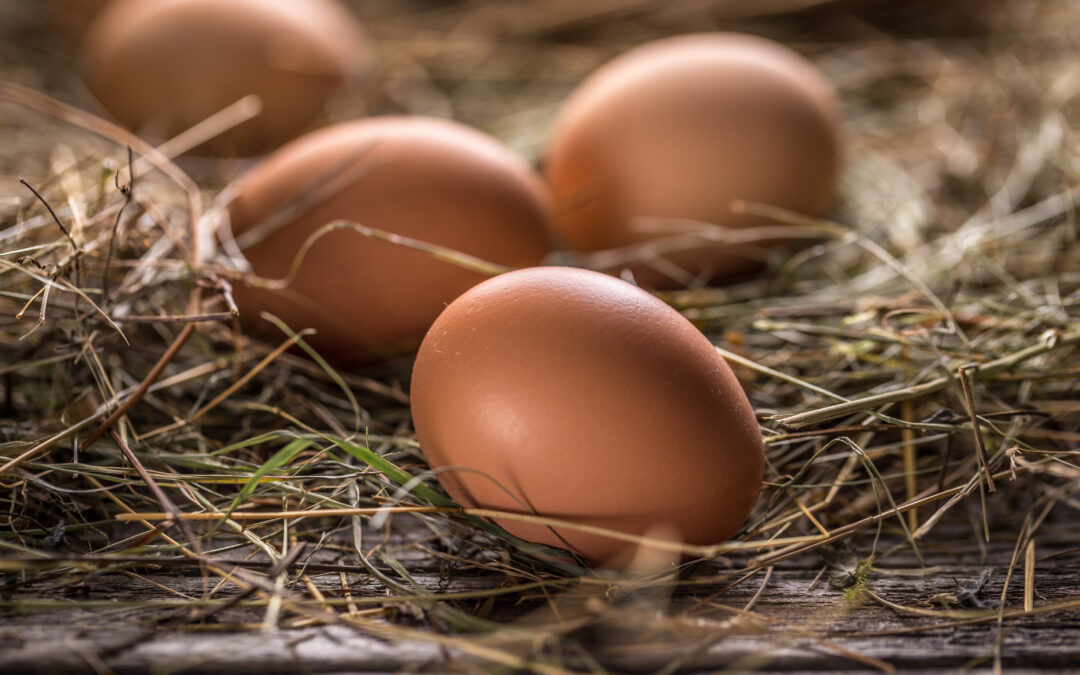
xmin=545 ymin=33 xmax=841 ymax=288
xmin=410 ymin=266 xmax=765 ymax=567
xmin=226 ymin=116 xmax=554 ymax=365
xmin=79 ymin=0 xmax=369 ymax=153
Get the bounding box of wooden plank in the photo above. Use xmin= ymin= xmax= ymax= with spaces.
xmin=3 ymin=525 xmax=1080 ymax=673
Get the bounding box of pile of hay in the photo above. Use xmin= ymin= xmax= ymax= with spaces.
xmin=1 ymin=0 xmax=1078 ymax=670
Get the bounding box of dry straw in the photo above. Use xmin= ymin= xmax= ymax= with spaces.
xmin=2 ymin=1 xmax=1079 ymax=671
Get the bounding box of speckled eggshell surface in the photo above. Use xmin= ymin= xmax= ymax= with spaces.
xmin=228 ymin=117 xmax=554 ymax=364
xmin=545 ymin=33 xmax=840 ymax=288
xmin=80 ymin=0 xmax=368 ymax=153
xmin=410 ymin=266 xmax=765 ymax=566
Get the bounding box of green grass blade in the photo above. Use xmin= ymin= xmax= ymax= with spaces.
xmin=328 ymin=436 xmax=453 ymax=507
xmin=218 ymin=438 xmax=313 ymax=523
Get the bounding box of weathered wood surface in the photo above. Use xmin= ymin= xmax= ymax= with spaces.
xmin=4 ymin=524 xmax=1080 ymax=673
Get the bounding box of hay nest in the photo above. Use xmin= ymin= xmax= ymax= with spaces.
xmin=1 ymin=0 xmax=1078 ymax=670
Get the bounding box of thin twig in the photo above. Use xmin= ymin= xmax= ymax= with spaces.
xmin=80 ymin=323 xmax=196 ymax=450
xmin=957 ymin=364 xmax=996 ymax=493
xmin=19 ymin=179 xmax=78 ymax=253
xmin=102 ymin=146 xmax=135 ymax=305
xmin=109 ymin=431 xmax=202 ymax=557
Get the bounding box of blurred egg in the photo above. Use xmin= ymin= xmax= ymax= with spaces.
xmin=410 ymin=266 xmax=765 ymax=566
xmin=80 ymin=0 xmax=369 ymax=153
xmin=228 ymin=117 xmax=554 ymax=364
xmin=545 ymin=33 xmax=840 ymax=288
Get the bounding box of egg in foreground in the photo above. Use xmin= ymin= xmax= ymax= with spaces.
xmin=545 ymin=33 xmax=840 ymax=288
xmin=227 ymin=117 xmax=553 ymax=364
xmin=410 ymin=266 xmax=765 ymax=566
xmin=80 ymin=0 xmax=368 ymax=153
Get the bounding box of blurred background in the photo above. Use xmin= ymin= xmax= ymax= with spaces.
xmin=1 ymin=0 xmax=1078 ymax=239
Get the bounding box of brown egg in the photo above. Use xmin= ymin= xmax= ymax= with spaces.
xmin=228 ymin=117 xmax=554 ymax=364
xmin=410 ymin=266 xmax=765 ymax=566
xmin=80 ymin=0 xmax=368 ymax=153
xmin=545 ymin=33 xmax=840 ymax=288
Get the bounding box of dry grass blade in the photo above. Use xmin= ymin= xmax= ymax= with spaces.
xmin=775 ymin=330 xmax=1080 ymax=429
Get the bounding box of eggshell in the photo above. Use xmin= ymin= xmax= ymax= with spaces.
xmin=80 ymin=0 xmax=368 ymax=153
xmin=545 ymin=33 xmax=840 ymax=288
xmin=410 ymin=266 xmax=765 ymax=566
xmin=228 ymin=117 xmax=554 ymax=364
